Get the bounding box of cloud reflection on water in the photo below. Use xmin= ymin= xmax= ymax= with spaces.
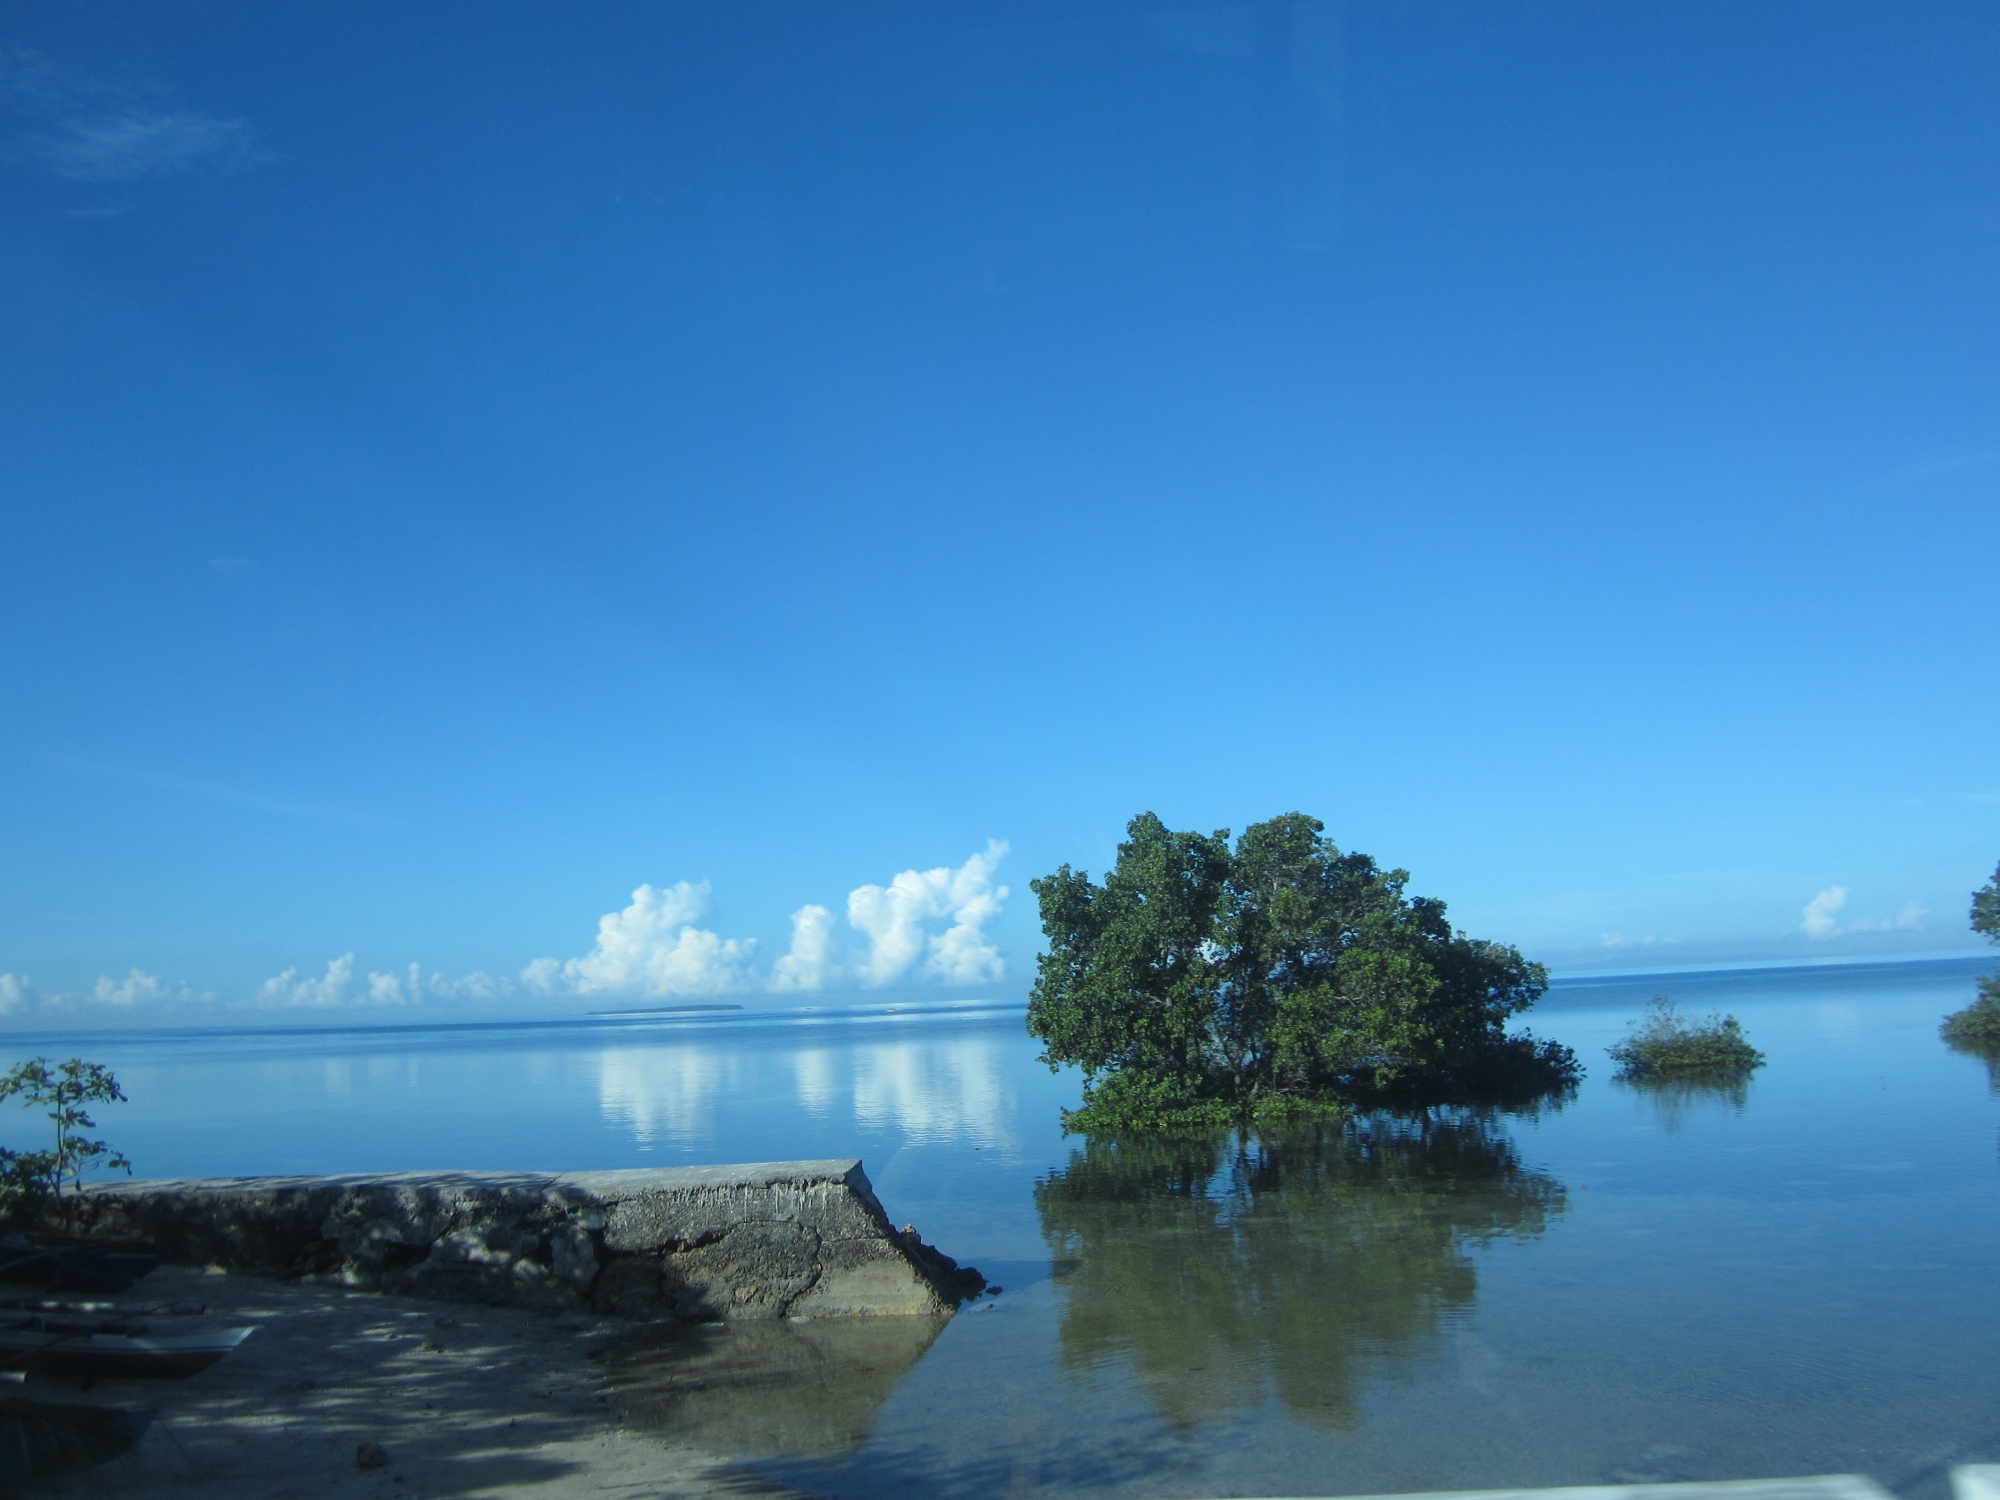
xmin=851 ymin=1036 xmax=1016 ymax=1147
xmin=597 ymin=1046 xmax=753 ymax=1147
xmin=595 ymin=1028 xmax=1020 ymax=1151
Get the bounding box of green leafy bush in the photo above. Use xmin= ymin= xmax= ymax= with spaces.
xmin=1029 ymin=811 xmax=1579 ymax=1133
xmin=0 ymin=1059 xmax=131 ymax=1219
xmin=1065 ymin=1070 xmax=1242 ymax=1135
xmin=1941 ymin=977 xmax=2000 ymax=1047
xmin=1607 ymin=996 xmax=1764 ymax=1078
xmin=1941 ymin=863 xmax=2000 ymax=1046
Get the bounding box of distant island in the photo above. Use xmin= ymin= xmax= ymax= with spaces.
xmin=586 ymin=1003 xmax=746 ymax=1017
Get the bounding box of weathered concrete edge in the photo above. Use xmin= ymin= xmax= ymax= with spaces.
xmin=1234 ymin=1480 xmax=1896 ymax=1500
xmin=42 ymin=1158 xmax=984 ymax=1322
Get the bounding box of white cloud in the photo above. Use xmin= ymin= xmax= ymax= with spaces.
xmin=1801 ymin=887 xmax=1924 ymax=939
xmin=1850 ymin=900 xmax=1925 ymax=934
xmin=92 ymin=968 xmax=204 ymax=1008
xmin=1600 ymin=933 xmax=1679 ymax=950
xmin=256 ymin=954 xmax=356 ymax=1008
xmin=366 ymin=966 xmax=413 ymax=1006
xmin=15 ymin=843 xmax=1014 ymax=1020
xmin=0 ymin=974 xmax=40 ymax=1016
xmin=364 ymin=963 xmax=515 ymax=1006
xmin=1801 ymin=887 xmax=1848 ymax=938
xmin=770 ymin=904 xmax=837 ymax=992
xmin=426 ymin=970 xmax=516 ymax=1002
xmin=528 ymin=881 xmax=758 ymax=999
xmin=534 ymin=841 xmax=1011 ymax=998
xmin=847 ymin=841 xmax=1010 ymax=988
xmin=3 ymin=48 xmax=265 ymax=182
xmin=0 ymin=968 xmax=209 ymax=1018
xmin=34 ymin=110 xmax=259 ymax=181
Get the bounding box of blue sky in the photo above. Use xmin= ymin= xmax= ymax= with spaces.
xmin=2 ymin=1 xmax=1996 ymax=1024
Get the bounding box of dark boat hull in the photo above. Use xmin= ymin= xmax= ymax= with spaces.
xmin=0 ymin=1323 xmax=255 ymax=1380
xmin=0 ymin=1249 xmax=162 ymax=1296
xmin=0 ymin=1399 xmax=152 ymax=1482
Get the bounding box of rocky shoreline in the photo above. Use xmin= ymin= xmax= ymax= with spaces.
xmin=37 ymin=1159 xmax=985 ymax=1321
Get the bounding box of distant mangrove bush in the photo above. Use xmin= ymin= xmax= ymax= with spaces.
xmin=1607 ymin=995 xmax=1764 ymax=1078
xmin=1026 ymin=812 xmax=1579 ymax=1133
xmin=1940 ymin=862 xmax=2000 ymax=1049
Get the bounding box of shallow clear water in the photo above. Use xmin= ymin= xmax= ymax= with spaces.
xmin=9 ymin=957 xmax=2000 ymax=1499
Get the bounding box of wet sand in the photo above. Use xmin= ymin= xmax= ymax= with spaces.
xmin=27 ymin=1267 xmax=804 ymax=1500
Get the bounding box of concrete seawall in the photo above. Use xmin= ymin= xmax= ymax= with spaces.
xmin=46 ymin=1158 xmax=981 ymax=1320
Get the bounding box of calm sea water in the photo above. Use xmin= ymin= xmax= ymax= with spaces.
xmin=8 ymin=956 xmax=1999 ymax=1499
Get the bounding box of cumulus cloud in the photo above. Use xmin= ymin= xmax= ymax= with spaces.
xmin=92 ymin=968 xmax=204 ymax=1008
xmin=3 ymin=48 xmax=265 ymax=183
xmin=254 ymin=955 xmax=518 ymax=1010
xmin=529 ymin=842 xmax=1012 ymax=1000
xmin=363 ymin=963 xmax=516 ymax=1006
xmin=0 ymin=968 xmax=209 ymax=1017
xmin=1801 ymin=888 xmax=1924 ymax=939
xmin=1852 ymin=900 xmax=1926 ymax=934
xmin=770 ymin=905 xmax=838 ymax=992
xmin=1801 ymin=887 xmax=1847 ymax=938
xmin=525 ymin=881 xmax=758 ymax=999
xmin=846 ymin=842 xmax=1010 ymax=988
xmin=9 ymin=843 xmax=1014 ymax=1020
xmin=256 ymin=954 xmax=357 ymax=1008
xmin=0 ymin=974 xmax=41 ymax=1016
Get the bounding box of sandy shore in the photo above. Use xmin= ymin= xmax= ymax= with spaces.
xmin=25 ymin=1266 xmax=806 ymax=1500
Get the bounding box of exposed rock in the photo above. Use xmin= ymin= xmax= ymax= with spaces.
xmin=40 ymin=1160 xmax=962 ymax=1321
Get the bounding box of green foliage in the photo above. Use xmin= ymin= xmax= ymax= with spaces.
xmin=1943 ymin=864 xmax=2000 ymax=1046
xmin=1027 ymin=811 xmax=1579 ymax=1132
xmin=1065 ymin=1070 xmax=1240 ymax=1135
xmin=1606 ymin=995 xmax=1764 ymax=1078
xmin=0 ymin=1058 xmax=132 ymax=1215
xmin=1940 ymin=976 xmax=2000 ymax=1048
xmin=1972 ymin=862 xmax=2000 ymax=942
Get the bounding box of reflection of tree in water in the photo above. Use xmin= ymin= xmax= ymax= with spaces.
xmin=601 ymin=1315 xmax=949 ymax=1459
xmin=1034 ymin=1113 xmax=1565 ymax=1430
xmin=1943 ymin=1035 xmax=2000 ymax=1097
xmin=1614 ymin=1072 xmax=1752 ymax=1132
xmin=1941 ymin=1035 xmax=2000 ymax=1163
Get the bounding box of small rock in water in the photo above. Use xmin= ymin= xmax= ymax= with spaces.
xmin=356 ymin=1442 xmax=389 ymax=1471
xmin=417 ymin=1339 xmax=443 ymax=1353
xmin=432 ymin=1316 xmax=458 ymax=1329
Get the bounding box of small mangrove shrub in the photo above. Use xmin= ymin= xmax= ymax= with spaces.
xmin=1941 ymin=862 xmax=2000 ymax=1047
xmin=1940 ymin=978 xmax=2000 ymax=1049
xmin=1607 ymin=996 xmax=1764 ymax=1078
xmin=0 ymin=1058 xmax=132 ymax=1217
